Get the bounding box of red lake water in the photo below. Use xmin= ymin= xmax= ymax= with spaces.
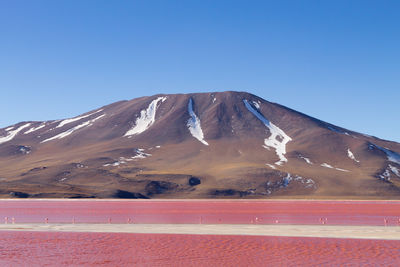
xmin=0 ymin=231 xmax=399 ymax=266
xmin=1 ymin=200 xmax=400 ymax=266
xmin=0 ymin=200 xmax=400 ymax=225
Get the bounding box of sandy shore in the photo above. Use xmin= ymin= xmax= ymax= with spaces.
xmin=1 ymin=223 xmax=400 ymax=240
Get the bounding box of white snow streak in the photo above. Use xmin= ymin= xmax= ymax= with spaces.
xmin=243 ymin=99 xmax=292 ymax=165
xmin=335 ymin=167 xmax=350 ymax=172
xmin=124 ymin=97 xmax=166 ymax=136
xmin=24 ymin=123 xmax=46 ymax=134
xmin=252 ymin=101 xmax=260 ymax=109
xmin=347 ymin=149 xmax=360 ymax=163
xmin=103 ymin=161 xmax=123 ymax=167
xmin=41 ymin=114 xmax=105 ymax=143
xmin=379 ymin=169 xmax=391 ymax=181
xmin=19 ymin=146 xmax=31 ymax=154
xmin=321 ymin=163 xmax=349 ymax=172
xmin=321 ymin=163 xmax=334 ymax=169
xmin=389 ymin=165 xmax=400 ymax=177
xmin=103 ymin=149 xmax=152 ymax=166
xmin=5 ymin=127 xmax=14 ymax=131
xmin=0 ymin=123 xmax=31 ymax=145
xmin=299 ymin=155 xmax=313 ymax=164
xmin=57 ymin=109 xmax=103 ymax=128
xmin=372 ymin=144 xmax=400 ymax=165
xmin=187 ymin=98 xmax=209 ymax=146
xmin=266 ymin=163 xmax=276 ymax=169
xmin=131 ymin=149 xmax=152 ymax=159
xmin=281 ymin=173 xmax=316 ymax=188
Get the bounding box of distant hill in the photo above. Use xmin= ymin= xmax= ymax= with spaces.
xmin=1 ymin=91 xmax=399 ymax=199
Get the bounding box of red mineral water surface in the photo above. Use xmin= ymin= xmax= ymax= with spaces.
xmin=0 ymin=231 xmax=399 ymax=266
xmin=1 ymin=200 xmax=400 ymax=266
xmin=1 ymin=200 xmax=400 ymax=225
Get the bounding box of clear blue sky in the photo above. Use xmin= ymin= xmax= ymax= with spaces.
xmin=1 ymin=0 xmax=399 ymax=142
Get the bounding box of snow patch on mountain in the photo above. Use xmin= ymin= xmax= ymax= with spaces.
xmin=57 ymin=109 xmax=103 ymax=128
xmin=321 ymin=163 xmax=349 ymax=172
xmin=103 ymin=161 xmax=124 ymax=167
xmin=335 ymin=167 xmax=350 ymax=172
xmin=379 ymin=169 xmax=392 ymax=181
xmin=321 ymin=163 xmax=334 ymax=169
xmin=381 ymin=148 xmax=400 ymax=164
xmin=389 ymin=165 xmax=400 ymax=177
xmin=266 ymin=163 xmax=276 ymax=169
xmin=124 ymin=97 xmax=166 ymax=136
xmin=5 ymin=127 xmax=14 ymax=131
xmin=103 ymin=149 xmax=151 ymax=166
xmin=280 ymin=173 xmax=316 ymax=188
xmin=24 ymin=123 xmax=46 ymax=134
xmin=0 ymin=123 xmax=31 ymax=145
xmin=243 ymin=99 xmax=292 ymax=165
xmin=377 ymin=164 xmax=400 ymax=181
xmin=18 ymin=146 xmax=31 ymax=154
xmin=41 ymin=114 xmax=105 ymax=143
xmin=299 ymin=155 xmax=313 ymax=164
xmin=252 ymin=101 xmax=260 ymax=109
xmin=131 ymin=148 xmax=152 ymax=159
xmin=347 ymin=149 xmax=360 ymax=163
xmin=187 ymin=98 xmax=209 ymax=146
xmin=371 ymin=144 xmax=400 ymax=165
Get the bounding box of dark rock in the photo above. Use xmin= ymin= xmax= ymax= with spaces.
xmin=114 ymin=190 xmax=149 ymax=199
xmin=189 ymin=177 xmax=201 ymax=186
xmin=21 ymin=166 xmax=47 ymax=176
xmin=68 ymin=195 xmax=96 ymax=199
xmin=9 ymin=191 xmax=29 ymax=198
xmin=211 ymin=188 xmax=257 ymax=198
xmin=145 ymin=181 xmax=178 ymax=195
xmin=30 ymin=193 xmax=96 ymax=198
xmin=214 ymin=189 xmax=237 ymax=196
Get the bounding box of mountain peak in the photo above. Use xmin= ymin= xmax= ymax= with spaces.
xmin=1 ymin=91 xmax=400 ymax=199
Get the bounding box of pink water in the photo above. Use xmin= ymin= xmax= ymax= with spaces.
xmin=1 ymin=200 xmax=400 ymax=225
xmin=0 ymin=231 xmax=399 ymax=266
xmin=1 ymin=200 xmax=400 ymax=266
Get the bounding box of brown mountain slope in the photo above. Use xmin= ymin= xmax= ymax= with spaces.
xmin=1 ymin=91 xmax=400 ymax=199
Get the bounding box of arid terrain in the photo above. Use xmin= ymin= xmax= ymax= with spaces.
xmin=1 ymin=91 xmax=399 ymax=198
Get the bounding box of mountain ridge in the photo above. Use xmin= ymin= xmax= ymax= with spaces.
xmin=1 ymin=91 xmax=400 ymax=199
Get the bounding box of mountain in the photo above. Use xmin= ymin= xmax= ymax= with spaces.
xmin=1 ymin=91 xmax=400 ymax=199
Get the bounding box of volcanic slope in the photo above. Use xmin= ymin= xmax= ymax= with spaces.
xmin=1 ymin=91 xmax=400 ymax=199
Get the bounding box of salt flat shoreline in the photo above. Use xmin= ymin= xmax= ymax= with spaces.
xmin=1 ymin=224 xmax=400 ymax=240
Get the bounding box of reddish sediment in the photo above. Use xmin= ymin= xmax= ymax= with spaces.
xmin=0 ymin=231 xmax=399 ymax=266
xmin=1 ymin=200 xmax=399 ymax=265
